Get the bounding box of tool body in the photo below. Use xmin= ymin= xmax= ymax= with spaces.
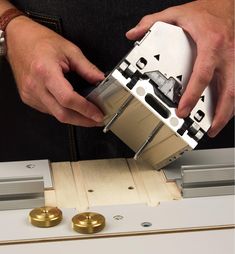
xmin=88 ymin=22 xmax=214 ymax=169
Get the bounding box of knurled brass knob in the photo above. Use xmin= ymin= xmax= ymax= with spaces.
xmin=29 ymin=206 xmax=63 ymax=227
xmin=72 ymin=212 xmax=105 ymax=234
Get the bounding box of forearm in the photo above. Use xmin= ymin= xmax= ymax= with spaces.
xmin=0 ymin=0 xmax=33 ymax=60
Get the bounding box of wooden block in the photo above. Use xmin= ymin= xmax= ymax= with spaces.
xmin=51 ymin=162 xmax=79 ymax=208
xmin=76 ymin=159 xmax=141 ymax=207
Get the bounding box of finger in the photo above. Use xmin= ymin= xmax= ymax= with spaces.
xmin=207 ymin=72 xmax=235 ymax=137
xmin=176 ymin=46 xmax=216 ymax=118
xmin=67 ymin=46 xmax=104 ymax=84
xmin=40 ymin=89 xmax=100 ymax=127
xmin=208 ymin=112 xmax=233 ymax=138
xmin=126 ymin=8 xmax=180 ymax=40
xmin=46 ymin=69 xmax=104 ymax=123
xmin=126 ymin=14 xmax=157 ymax=40
xmin=208 ymin=95 xmax=234 ymax=137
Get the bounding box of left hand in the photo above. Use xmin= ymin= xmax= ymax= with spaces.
xmin=126 ymin=0 xmax=234 ymax=137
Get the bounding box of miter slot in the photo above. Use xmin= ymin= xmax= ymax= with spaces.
xmin=145 ymin=94 xmax=170 ymax=119
xmin=180 ymin=163 xmax=235 ymax=198
xmin=182 ymin=185 xmax=235 ymax=198
xmin=134 ymin=121 xmax=164 ymax=160
xmin=103 ymin=95 xmax=134 ymax=133
xmin=0 ymin=176 xmax=44 ymax=195
xmin=182 ymin=164 xmax=235 ymax=184
xmin=0 ymin=192 xmax=44 ymax=201
xmin=0 ymin=175 xmax=45 ymax=210
xmin=183 ymin=180 xmax=235 ymax=188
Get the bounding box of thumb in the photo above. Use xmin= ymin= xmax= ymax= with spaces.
xmin=126 ymin=9 xmax=178 ymax=40
xmin=126 ymin=15 xmax=156 ymax=41
xmin=67 ymin=46 xmax=104 ymax=84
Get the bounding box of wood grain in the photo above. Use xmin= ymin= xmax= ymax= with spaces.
xmin=76 ymin=158 xmax=140 ymax=207
xmin=71 ymin=162 xmax=89 ymax=212
xmin=44 ymin=190 xmax=57 ymax=207
xmin=51 ymin=162 xmax=79 ymax=208
xmin=49 ymin=159 xmax=181 ymax=209
xmin=128 ymin=159 xmax=179 ymax=206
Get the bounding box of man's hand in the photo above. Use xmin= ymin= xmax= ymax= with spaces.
xmin=6 ymin=16 xmax=104 ymax=127
xmin=126 ymin=0 xmax=234 ymax=137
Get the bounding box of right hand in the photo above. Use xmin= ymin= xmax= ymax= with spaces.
xmin=6 ymin=15 xmax=104 ymax=127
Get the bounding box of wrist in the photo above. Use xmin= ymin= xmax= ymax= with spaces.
xmin=0 ymin=7 xmax=26 ymax=56
xmin=5 ymin=14 xmax=31 ymax=34
xmin=0 ymin=8 xmax=25 ymax=31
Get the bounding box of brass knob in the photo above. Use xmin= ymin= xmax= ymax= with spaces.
xmin=72 ymin=212 xmax=105 ymax=234
xmin=29 ymin=206 xmax=63 ymax=227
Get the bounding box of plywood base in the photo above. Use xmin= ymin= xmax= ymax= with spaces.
xmin=48 ymin=158 xmax=181 ymax=210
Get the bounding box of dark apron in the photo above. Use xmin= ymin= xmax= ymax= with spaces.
xmin=0 ymin=0 xmax=233 ymax=162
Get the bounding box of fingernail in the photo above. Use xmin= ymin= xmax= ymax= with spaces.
xmin=207 ymin=120 xmax=216 ymax=137
xmin=91 ymin=114 xmax=103 ymax=123
xmin=207 ymin=129 xmax=217 ymax=138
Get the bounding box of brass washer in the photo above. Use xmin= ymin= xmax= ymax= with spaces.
xmin=72 ymin=212 xmax=105 ymax=234
xmin=29 ymin=206 xmax=63 ymax=228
